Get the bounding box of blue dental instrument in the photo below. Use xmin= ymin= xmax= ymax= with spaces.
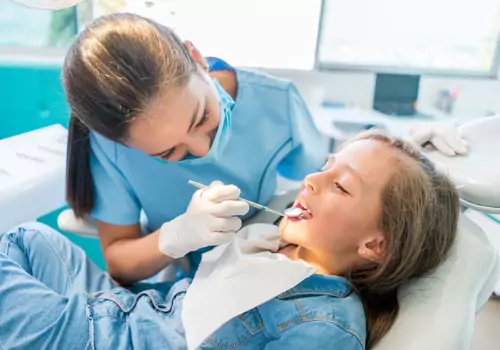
xmin=188 ymin=180 xmax=303 ymax=218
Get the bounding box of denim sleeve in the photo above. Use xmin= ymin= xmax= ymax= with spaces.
xmin=264 ymin=321 xmax=364 ymax=350
xmin=276 ymin=83 xmax=328 ymax=181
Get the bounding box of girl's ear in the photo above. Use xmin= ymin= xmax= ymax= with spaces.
xmin=358 ymin=234 xmax=386 ymax=263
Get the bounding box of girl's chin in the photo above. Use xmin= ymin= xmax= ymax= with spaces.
xmin=280 ymin=226 xmax=304 ymax=246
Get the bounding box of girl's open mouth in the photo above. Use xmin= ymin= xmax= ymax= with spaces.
xmin=288 ymin=201 xmax=313 ymax=222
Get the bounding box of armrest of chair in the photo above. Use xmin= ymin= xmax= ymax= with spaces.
xmin=57 ymin=209 xmax=99 ymax=238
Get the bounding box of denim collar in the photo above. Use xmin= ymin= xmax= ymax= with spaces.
xmin=276 ymin=274 xmax=353 ymax=299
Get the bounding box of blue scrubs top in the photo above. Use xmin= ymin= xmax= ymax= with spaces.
xmin=89 ymin=58 xmax=327 ymax=231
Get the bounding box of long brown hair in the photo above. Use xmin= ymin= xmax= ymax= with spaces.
xmin=345 ymin=130 xmax=459 ymax=349
xmin=62 ymin=13 xmax=197 ymax=218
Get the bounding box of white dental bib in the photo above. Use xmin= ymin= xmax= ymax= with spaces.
xmin=181 ymin=224 xmax=317 ymax=350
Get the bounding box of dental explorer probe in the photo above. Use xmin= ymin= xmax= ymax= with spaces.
xmin=188 ymin=180 xmax=305 ymax=218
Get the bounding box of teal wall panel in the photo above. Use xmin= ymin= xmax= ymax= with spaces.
xmin=1 ymin=62 xmax=105 ymax=269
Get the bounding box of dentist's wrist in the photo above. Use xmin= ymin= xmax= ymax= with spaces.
xmin=158 ymin=217 xmax=190 ymax=259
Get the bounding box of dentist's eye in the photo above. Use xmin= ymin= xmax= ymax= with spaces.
xmin=159 ymin=148 xmax=175 ymax=161
xmin=195 ymin=109 xmax=210 ymax=129
xmin=319 ymin=155 xmax=336 ymax=172
xmin=318 ymin=159 xmax=329 ymax=172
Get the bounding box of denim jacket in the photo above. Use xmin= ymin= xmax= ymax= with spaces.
xmin=88 ymin=274 xmax=366 ymax=349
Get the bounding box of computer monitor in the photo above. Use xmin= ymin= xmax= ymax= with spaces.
xmin=373 ymin=73 xmax=420 ymax=116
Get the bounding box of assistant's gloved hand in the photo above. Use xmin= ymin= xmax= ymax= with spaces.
xmin=158 ymin=182 xmax=250 ymax=259
xmin=408 ymin=123 xmax=468 ymax=156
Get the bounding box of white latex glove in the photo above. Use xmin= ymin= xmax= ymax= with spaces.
xmin=409 ymin=123 xmax=468 ymax=156
xmin=158 ymin=182 xmax=250 ymax=259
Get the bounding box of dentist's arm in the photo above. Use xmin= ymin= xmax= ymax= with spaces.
xmin=98 ymin=182 xmax=249 ymax=285
xmin=97 ymin=222 xmax=170 ymax=285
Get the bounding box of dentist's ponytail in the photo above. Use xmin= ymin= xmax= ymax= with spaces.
xmin=66 ymin=115 xmax=93 ymax=218
xmin=62 ymin=13 xmax=197 ymax=218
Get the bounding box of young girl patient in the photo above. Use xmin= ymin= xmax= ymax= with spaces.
xmin=0 ymin=131 xmax=459 ymax=350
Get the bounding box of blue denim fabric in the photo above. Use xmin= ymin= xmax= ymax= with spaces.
xmin=0 ymin=222 xmax=115 ymax=350
xmin=0 ymin=223 xmax=366 ymax=349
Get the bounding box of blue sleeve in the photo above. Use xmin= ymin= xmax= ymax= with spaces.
xmin=264 ymin=322 xmax=364 ymax=350
xmin=277 ymin=83 xmax=328 ymax=181
xmin=89 ymin=134 xmax=141 ymax=226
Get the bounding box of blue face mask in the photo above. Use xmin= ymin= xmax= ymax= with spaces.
xmin=155 ymin=80 xmax=234 ymax=165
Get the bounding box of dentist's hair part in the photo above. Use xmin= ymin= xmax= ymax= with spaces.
xmin=63 ymin=13 xmax=197 ymax=218
xmin=345 ymin=130 xmax=459 ymax=349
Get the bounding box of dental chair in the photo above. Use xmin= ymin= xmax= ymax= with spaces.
xmin=425 ymin=115 xmax=500 ymax=296
xmin=57 ymin=117 xmax=500 ymax=350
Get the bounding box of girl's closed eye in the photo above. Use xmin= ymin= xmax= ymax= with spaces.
xmin=335 ymin=182 xmax=349 ymax=194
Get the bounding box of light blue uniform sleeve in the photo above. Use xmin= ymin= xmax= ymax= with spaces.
xmin=90 ymin=134 xmax=141 ymax=226
xmin=277 ymin=84 xmax=328 ymax=181
xmin=264 ymin=322 xmax=364 ymax=350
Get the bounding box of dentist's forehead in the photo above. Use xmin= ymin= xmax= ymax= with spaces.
xmin=126 ymin=75 xmax=207 ymax=154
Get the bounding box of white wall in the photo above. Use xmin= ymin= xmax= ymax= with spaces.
xmin=3 ymin=50 xmax=500 ymax=118
xmin=264 ymin=69 xmax=500 ymax=118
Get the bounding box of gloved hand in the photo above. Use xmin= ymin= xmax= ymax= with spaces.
xmin=408 ymin=123 xmax=468 ymax=156
xmin=158 ymin=182 xmax=250 ymax=259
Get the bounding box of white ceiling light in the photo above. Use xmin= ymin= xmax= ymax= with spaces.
xmin=8 ymin=0 xmax=84 ymax=10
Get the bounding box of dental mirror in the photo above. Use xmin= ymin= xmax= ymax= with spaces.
xmin=284 ymin=207 xmax=305 ymax=218
xmin=9 ymin=0 xmax=84 ymax=10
